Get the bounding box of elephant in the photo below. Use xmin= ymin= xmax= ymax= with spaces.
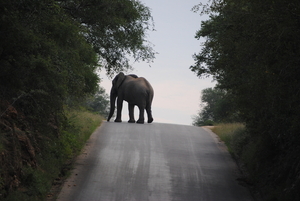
xmin=107 ymin=72 xmax=154 ymax=124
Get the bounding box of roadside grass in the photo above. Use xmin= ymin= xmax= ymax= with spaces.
xmin=61 ymin=107 xmax=103 ymax=156
xmin=3 ymin=107 xmax=103 ymax=201
xmin=210 ymin=123 xmax=256 ymax=171
xmin=210 ymin=123 xmax=263 ymax=199
xmin=211 ymin=123 xmax=245 ymax=154
xmin=208 ymin=123 xmax=299 ymax=200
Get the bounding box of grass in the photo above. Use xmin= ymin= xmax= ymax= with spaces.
xmin=211 ymin=123 xmax=245 ymax=154
xmin=61 ymin=108 xmax=103 ymax=157
xmin=3 ymin=107 xmax=103 ymax=201
xmin=209 ymin=123 xmax=262 ymax=198
xmin=208 ymin=123 xmax=300 ymax=200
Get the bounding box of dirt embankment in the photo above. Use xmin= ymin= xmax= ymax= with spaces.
xmin=0 ymin=100 xmax=54 ymax=198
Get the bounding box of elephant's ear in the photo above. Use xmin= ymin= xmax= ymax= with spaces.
xmin=116 ymin=72 xmax=126 ymax=88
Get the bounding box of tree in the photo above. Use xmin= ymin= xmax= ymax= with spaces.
xmin=0 ymin=0 xmax=155 ymax=116
xmin=191 ymin=0 xmax=300 ymax=143
xmin=85 ymin=87 xmax=110 ymax=117
xmin=0 ymin=0 xmax=98 ymax=113
xmin=192 ymin=87 xmax=238 ymax=126
xmin=0 ymin=0 xmax=155 ymax=198
xmin=191 ymin=0 xmax=300 ymax=199
xmin=60 ymin=0 xmax=155 ymax=75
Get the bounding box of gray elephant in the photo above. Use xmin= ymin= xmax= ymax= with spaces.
xmin=107 ymin=72 xmax=154 ymax=124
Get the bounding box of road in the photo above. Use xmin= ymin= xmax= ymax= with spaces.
xmin=57 ymin=122 xmax=253 ymax=201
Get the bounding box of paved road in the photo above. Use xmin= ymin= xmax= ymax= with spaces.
xmin=57 ymin=122 xmax=253 ymax=201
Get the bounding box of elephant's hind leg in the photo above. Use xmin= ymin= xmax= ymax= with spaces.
xmin=136 ymin=105 xmax=145 ymax=124
xmin=128 ymin=104 xmax=136 ymax=123
xmin=146 ymin=105 xmax=153 ymax=123
xmin=147 ymin=117 xmax=153 ymax=123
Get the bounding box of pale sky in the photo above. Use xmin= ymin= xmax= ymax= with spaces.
xmin=100 ymin=0 xmax=215 ymax=125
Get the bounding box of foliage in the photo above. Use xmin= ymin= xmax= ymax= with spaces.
xmin=0 ymin=0 xmax=99 ymax=117
xmin=60 ymin=0 xmax=155 ymax=75
xmin=192 ymin=87 xmax=239 ymax=126
xmin=192 ymin=116 xmax=214 ymax=127
xmin=208 ymin=124 xmax=259 ymax=195
xmin=211 ymin=123 xmax=245 ymax=153
xmin=0 ymin=0 xmax=154 ymax=199
xmin=191 ymin=0 xmax=300 ymax=200
xmin=0 ymin=0 xmax=155 ymax=110
xmin=1 ymin=108 xmax=103 ymax=201
xmin=85 ymin=86 xmax=110 ymax=117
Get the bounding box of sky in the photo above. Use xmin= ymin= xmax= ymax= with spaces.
xmin=100 ymin=0 xmax=215 ymax=125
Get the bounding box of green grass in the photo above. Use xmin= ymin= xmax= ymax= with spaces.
xmin=61 ymin=108 xmax=103 ymax=157
xmin=209 ymin=123 xmax=260 ymax=195
xmin=211 ymin=123 xmax=245 ymax=153
xmin=3 ymin=108 xmax=103 ymax=201
xmin=209 ymin=123 xmax=300 ymax=200
xmin=65 ymin=109 xmax=102 ymax=141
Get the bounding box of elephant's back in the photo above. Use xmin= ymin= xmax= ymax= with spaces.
xmin=136 ymin=77 xmax=154 ymax=101
xmin=123 ymin=78 xmax=153 ymax=103
xmin=137 ymin=77 xmax=153 ymax=92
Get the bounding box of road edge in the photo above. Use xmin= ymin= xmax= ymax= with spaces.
xmin=201 ymin=126 xmax=262 ymax=201
xmin=47 ymin=123 xmax=105 ymax=201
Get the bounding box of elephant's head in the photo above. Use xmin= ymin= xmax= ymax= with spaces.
xmin=107 ymin=72 xmax=126 ymax=121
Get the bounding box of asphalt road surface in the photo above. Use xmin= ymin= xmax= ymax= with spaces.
xmin=57 ymin=122 xmax=253 ymax=201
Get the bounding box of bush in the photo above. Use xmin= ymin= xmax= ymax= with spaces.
xmin=211 ymin=123 xmax=245 ymax=154
xmin=1 ymin=108 xmax=103 ymax=201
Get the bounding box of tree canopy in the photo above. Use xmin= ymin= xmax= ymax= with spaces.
xmin=191 ymin=0 xmax=300 ymax=199
xmin=0 ymin=0 xmax=155 ymax=199
xmin=191 ymin=0 xmax=300 ymax=145
xmin=85 ymin=86 xmax=110 ymax=117
xmin=0 ymin=0 xmax=155 ymax=114
xmin=60 ymin=0 xmax=155 ymax=74
xmin=192 ymin=87 xmax=238 ymax=126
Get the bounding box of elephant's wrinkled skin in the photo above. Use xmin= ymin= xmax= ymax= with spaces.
xmin=107 ymin=72 xmax=154 ymax=124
